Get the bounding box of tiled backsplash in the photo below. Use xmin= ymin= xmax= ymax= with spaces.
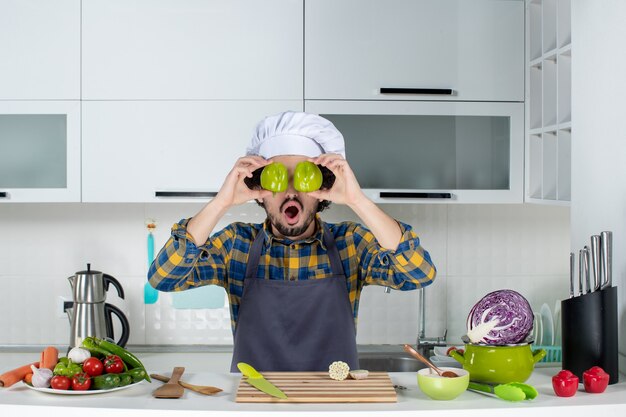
xmin=0 ymin=203 xmax=570 ymax=346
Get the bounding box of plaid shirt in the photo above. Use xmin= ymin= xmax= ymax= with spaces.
xmin=148 ymin=215 xmax=436 ymax=332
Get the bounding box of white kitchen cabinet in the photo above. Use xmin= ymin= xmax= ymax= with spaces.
xmin=82 ymin=0 xmax=303 ymax=100
xmin=82 ymin=101 xmax=302 ymax=202
xmin=0 ymin=101 xmax=81 ymax=202
xmin=0 ymin=0 xmax=80 ymax=99
xmin=525 ymin=0 xmax=571 ymax=205
xmin=305 ymin=100 xmax=524 ymax=204
xmin=305 ymin=0 xmax=524 ymax=102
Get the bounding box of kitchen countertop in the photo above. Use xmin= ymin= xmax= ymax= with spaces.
xmin=1 ymin=351 xmax=625 ymax=417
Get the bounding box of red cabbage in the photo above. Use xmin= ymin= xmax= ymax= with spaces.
xmin=466 ymin=289 xmax=533 ymax=345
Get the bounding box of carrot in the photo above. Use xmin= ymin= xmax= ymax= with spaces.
xmin=0 ymin=362 xmax=39 ymax=388
xmin=40 ymin=346 xmax=59 ymax=371
xmin=23 ymin=373 xmax=33 ymax=384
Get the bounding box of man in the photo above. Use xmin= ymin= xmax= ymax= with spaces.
xmin=148 ymin=111 xmax=436 ymax=372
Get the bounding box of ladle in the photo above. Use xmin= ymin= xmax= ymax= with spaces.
xmin=403 ymin=344 xmax=459 ymax=378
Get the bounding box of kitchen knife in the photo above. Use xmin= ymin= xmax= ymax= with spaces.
xmin=590 ymin=235 xmax=602 ymax=291
xmin=578 ymin=249 xmax=584 ymax=296
xmin=237 ymin=362 xmax=288 ymax=400
xmin=583 ymin=246 xmax=591 ymax=293
xmin=601 ymin=231 xmax=613 ymax=289
xmin=569 ymin=252 xmax=575 ymax=298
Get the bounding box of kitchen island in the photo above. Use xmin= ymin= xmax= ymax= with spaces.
xmin=1 ymin=350 xmax=625 ymax=417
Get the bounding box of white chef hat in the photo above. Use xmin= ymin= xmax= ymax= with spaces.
xmin=246 ymin=111 xmax=345 ymax=159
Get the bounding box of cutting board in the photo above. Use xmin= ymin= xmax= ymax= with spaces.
xmin=236 ymin=371 xmax=397 ymax=403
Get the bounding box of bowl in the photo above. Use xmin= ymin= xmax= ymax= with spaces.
xmin=417 ymin=367 xmax=469 ymax=400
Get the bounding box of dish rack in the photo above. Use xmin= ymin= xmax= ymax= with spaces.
xmin=535 ymin=345 xmax=562 ymax=363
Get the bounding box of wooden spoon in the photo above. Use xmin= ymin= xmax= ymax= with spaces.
xmin=152 ymin=367 xmax=186 ymax=398
xmin=151 ymin=373 xmax=223 ymax=396
xmin=403 ymin=344 xmax=459 ymax=378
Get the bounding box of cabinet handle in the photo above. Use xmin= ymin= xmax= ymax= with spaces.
xmin=155 ymin=191 xmax=217 ymax=198
xmin=0 ymin=192 xmax=7 ymax=198
xmin=379 ymin=192 xmax=452 ymax=199
xmin=380 ymin=88 xmax=454 ymax=95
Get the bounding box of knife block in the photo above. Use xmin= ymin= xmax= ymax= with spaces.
xmin=561 ymin=286 xmax=618 ymax=384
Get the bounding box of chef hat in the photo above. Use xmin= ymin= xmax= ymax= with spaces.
xmin=246 ymin=111 xmax=345 ymax=159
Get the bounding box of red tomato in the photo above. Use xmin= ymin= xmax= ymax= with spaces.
xmin=50 ymin=375 xmax=71 ymax=390
xmin=552 ymin=369 xmax=579 ymax=397
xmin=583 ymin=366 xmax=609 ymax=393
xmin=71 ymin=372 xmax=92 ymax=391
xmin=82 ymin=357 xmax=104 ymax=377
xmin=104 ymin=355 xmax=124 ymax=374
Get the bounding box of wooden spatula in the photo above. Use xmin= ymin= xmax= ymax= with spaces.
xmin=151 ymin=373 xmax=222 ymax=395
xmin=153 ymin=367 xmax=185 ymax=398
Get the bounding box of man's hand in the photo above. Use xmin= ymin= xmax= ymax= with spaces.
xmin=213 ymin=156 xmax=273 ymax=209
xmin=307 ymin=154 xmax=366 ymax=208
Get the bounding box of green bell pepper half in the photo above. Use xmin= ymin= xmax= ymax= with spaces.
xmin=260 ymin=162 xmax=288 ymax=194
xmin=293 ymin=161 xmax=323 ymax=192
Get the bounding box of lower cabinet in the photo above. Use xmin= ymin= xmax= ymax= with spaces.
xmin=81 ymin=101 xmax=303 ymax=202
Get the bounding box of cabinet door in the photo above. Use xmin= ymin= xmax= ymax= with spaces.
xmin=82 ymin=101 xmax=302 ymax=202
xmin=305 ymin=100 xmax=524 ymax=204
xmin=0 ymin=0 xmax=80 ymax=99
xmin=306 ymin=0 xmax=524 ymax=102
xmin=0 ymin=101 xmax=81 ymax=202
xmin=82 ymin=0 xmax=303 ymax=100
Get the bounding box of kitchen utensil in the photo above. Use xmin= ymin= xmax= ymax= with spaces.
xmin=540 ymin=303 xmax=554 ymax=346
xmin=590 ymin=235 xmax=602 ymax=291
xmin=236 ymin=371 xmax=397 ymax=403
xmin=403 ymin=344 xmax=458 ymax=377
xmin=144 ymin=221 xmax=159 ymax=304
xmin=417 ymin=367 xmax=469 ymax=400
xmin=64 ymin=263 xmax=130 ymax=349
xmin=600 ymin=231 xmax=612 ymax=289
xmin=237 ymin=362 xmax=288 ymax=399
xmin=468 ymin=381 xmax=537 ymax=402
xmin=569 ymin=252 xmax=575 ymax=297
xmin=153 ymin=367 xmax=185 ymax=398
xmin=583 ymin=246 xmax=591 ymax=293
xmin=561 ymin=286 xmax=619 ymax=385
xmin=532 ymin=312 xmax=543 ymax=345
xmin=578 ymin=249 xmax=584 ymax=296
xmin=449 ymin=344 xmax=546 ymax=384
xmin=150 ymin=373 xmax=222 ymax=395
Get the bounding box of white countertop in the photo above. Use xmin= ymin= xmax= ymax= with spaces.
xmin=1 ymin=351 xmax=625 ymax=417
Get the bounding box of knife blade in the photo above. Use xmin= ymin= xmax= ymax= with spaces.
xmin=590 ymin=235 xmax=602 ymax=291
xmin=569 ymin=252 xmax=575 ymax=298
xmin=578 ymin=249 xmax=584 ymax=296
xmin=601 ymin=231 xmax=613 ymax=289
xmin=237 ymin=362 xmax=288 ymax=400
xmin=583 ymin=246 xmax=591 ymax=293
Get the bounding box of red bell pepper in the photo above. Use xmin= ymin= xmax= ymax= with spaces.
xmin=583 ymin=366 xmax=609 ymax=394
xmin=552 ymin=369 xmax=579 ymax=397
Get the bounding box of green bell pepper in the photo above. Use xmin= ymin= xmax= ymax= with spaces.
xmin=53 ymin=357 xmax=83 ymax=377
xmin=293 ymin=161 xmax=323 ymax=192
xmin=260 ymin=162 xmax=288 ymax=194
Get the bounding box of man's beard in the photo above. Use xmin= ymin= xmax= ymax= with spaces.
xmin=265 ymin=199 xmax=319 ymax=238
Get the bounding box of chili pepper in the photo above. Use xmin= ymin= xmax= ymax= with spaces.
xmin=260 ymin=162 xmax=288 ymax=194
xmin=92 ymin=373 xmax=121 ymax=390
xmin=293 ymin=161 xmax=323 ymax=192
xmin=126 ymin=367 xmax=149 ymax=383
xmin=583 ymin=366 xmax=609 ymax=393
xmin=89 ymin=337 xmax=151 ymax=382
xmin=81 ymin=337 xmax=113 ymax=358
xmin=552 ymin=369 xmax=579 ymax=397
xmin=118 ymin=373 xmax=133 ymax=387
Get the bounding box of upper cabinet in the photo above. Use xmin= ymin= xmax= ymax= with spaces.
xmin=305 ymin=0 xmax=524 ymax=102
xmin=0 ymin=0 xmax=80 ymax=99
xmin=82 ymin=0 xmax=303 ymax=100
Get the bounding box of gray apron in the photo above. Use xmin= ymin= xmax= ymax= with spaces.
xmin=230 ymin=223 xmax=359 ymax=372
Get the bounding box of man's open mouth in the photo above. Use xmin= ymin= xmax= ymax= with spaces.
xmin=282 ymin=201 xmax=301 ymax=226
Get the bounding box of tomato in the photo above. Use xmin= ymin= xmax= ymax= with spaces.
xmin=583 ymin=366 xmax=609 ymax=393
xmin=71 ymin=372 xmax=92 ymax=391
xmin=50 ymin=375 xmax=71 ymax=390
xmin=552 ymin=369 xmax=579 ymax=397
xmin=82 ymin=357 xmax=104 ymax=377
xmin=104 ymin=355 xmax=125 ymax=374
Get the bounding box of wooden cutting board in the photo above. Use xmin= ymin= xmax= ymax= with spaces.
xmin=236 ymin=371 xmax=397 ymax=403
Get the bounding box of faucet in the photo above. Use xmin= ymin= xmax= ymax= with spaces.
xmin=383 ymin=286 xmax=447 ymax=356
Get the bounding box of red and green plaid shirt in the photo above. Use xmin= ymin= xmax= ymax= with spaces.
xmin=148 ymin=215 xmax=436 ymax=331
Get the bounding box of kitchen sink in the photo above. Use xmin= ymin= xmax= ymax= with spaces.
xmin=357 ymin=352 xmax=427 ymax=372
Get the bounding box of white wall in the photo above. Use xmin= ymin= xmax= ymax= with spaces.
xmin=0 ymin=203 xmax=569 ymax=347
xmin=572 ymin=0 xmax=626 ymax=373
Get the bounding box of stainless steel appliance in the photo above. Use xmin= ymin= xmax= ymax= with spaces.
xmin=64 ymin=263 xmax=130 ymax=348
